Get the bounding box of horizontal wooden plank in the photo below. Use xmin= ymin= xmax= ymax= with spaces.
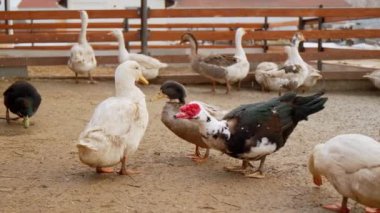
xmin=3 ymin=29 xmax=375 ymax=44
xmin=0 ymin=10 xmax=139 ymax=20
xmin=1 ymin=48 xmax=380 ymax=67
xmin=0 ymin=22 xmax=264 ymax=30
xmin=0 ymin=22 xmax=124 ymax=30
xmin=0 ymin=31 xmax=140 ymax=43
xmin=2 ymin=8 xmax=380 ymax=21
xmin=150 ymin=8 xmax=380 ymax=18
xmin=3 ymin=44 xmax=264 ymax=51
xmin=148 ymin=29 xmax=380 ymax=41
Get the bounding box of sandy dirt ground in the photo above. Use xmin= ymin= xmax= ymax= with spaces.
xmin=0 ymin=75 xmax=379 ymax=212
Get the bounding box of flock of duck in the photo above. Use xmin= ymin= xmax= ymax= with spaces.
xmin=2 ymin=10 xmax=380 ymax=213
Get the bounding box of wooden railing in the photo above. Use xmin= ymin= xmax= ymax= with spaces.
xmin=0 ymin=8 xmax=380 ymax=80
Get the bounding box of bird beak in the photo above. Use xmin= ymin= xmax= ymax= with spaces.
xmin=23 ymin=116 xmax=29 ymax=129
xmin=313 ymin=175 xmax=322 ymax=186
xmin=138 ymin=75 xmax=149 ymax=85
xmin=149 ymin=91 xmax=168 ymax=102
xmin=174 ymin=112 xmax=190 ymax=119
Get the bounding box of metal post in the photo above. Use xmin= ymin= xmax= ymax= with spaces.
xmin=123 ymin=17 xmax=130 ymax=52
xmin=298 ymin=17 xmax=305 ymax=52
xmin=140 ymin=0 xmax=149 ymax=54
xmin=317 ymin=4 xmax=324 ymax=71
xmin=5 ymin=0 xmax=9 ymax=34
xmin=263 ymin=16 xmax=269 ymax=53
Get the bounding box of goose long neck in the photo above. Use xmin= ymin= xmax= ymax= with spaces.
xmin=234 ymin=32 xmax=246 ymax=59
xmin=79 ymin=16 xmax=88 ymax=44
xmin=290 ymin=41 xmax=305 ymax=64
xmin=188 ymin=37 xmax=198 ymax=57
xmin=117 ymin=32 xmax=129 ymax=55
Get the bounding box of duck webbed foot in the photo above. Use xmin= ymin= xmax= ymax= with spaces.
xmin=323 ymin=197 xmax=350 ymax=213
xmin=211 ymin=81 xmax=216 ymax=93
xmin=96 ymin=167 xmax=114 ymax=173
xmin=88 ymin=73 xmax=97 ymax=84
xmin=187 ymin=146 xmax=209 ymax=163
xmin=245 ymin=156 xmax=266 ymax=178
xmin=365 ymin=207 xmax=380 ymax=213
xmin=224 ymin=160 xmax=253 ymax=173
xmin=119 ymin=155 xmax=140 ymax=175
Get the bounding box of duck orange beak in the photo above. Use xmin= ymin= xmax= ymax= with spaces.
xmin=138 ymin=75 xmax=149 ymax=85
xmin=150 ymin=91 xmax=167 ymax=102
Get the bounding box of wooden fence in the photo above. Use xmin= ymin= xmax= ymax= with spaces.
xmin=0 ymin=8 xmax=380 ymax=80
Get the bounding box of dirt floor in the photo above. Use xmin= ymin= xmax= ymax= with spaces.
xmin=0 ymin=75 xmax=379 ymax=212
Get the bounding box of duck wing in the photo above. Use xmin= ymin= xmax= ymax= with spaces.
xmin=129 ymin=53 xmax=167 ymax=69
xmin=79 ymin=97 xmax=139 ymax=148
xmin=223 ymin=92 xmax=327 ymax=156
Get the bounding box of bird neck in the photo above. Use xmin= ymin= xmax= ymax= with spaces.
xmin=114 ymin=73 xmax=145 ymax=102
xmin=187 ymin=37 xmax=198 ymax=58
xmin=290 ymin=41 xmax=303 ymax=61
xmin=195 ymin=111 xmax=230 ymax=151
xmin=79 ymin=16 xmax=88 ymax=44
xmin=117 ymin=32 xmax=129 ymax=59
xmin=234 ymin=31 xmax=246 ymax=60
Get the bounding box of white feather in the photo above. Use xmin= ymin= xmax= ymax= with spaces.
xmin=111 ymin=29 xmax=167 ymax=80
xmin=77 ymin=61 xmax=149 ymax=168
xmin=312 ymin=134 xmax=380 ymax=208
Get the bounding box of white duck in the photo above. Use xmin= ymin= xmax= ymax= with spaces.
xmin=180 ymin=28 xmax=251 ymax=94
xmin=110 ymin=29 xmax=168 ymax=80
xmin=309 ymin=134 xmax=380 ymax=213
xmin=77 ymin=61 xmax=149 ymax=175
xmin=283 ymin=36 xmax=322 ymax=92
xmin=68 ymin=10 xmax=97 ymax=84
xmin=363 ymin=70 xmax=380 ymax=89
xmin=255 ymin=32 xmax=320 ymax=94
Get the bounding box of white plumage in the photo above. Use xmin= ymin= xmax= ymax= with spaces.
xmin=110 ymin=29 xmax=168 ymax=80
xmin=363 ymin=70 xmax=380 ymax=89
xmin=309 ymin=134 xmax=380 ymax=211
xmin=180 ymin=28 xmax=250 ymax=94
xmin=77 ymin=61 xmax=149 ymax=175
xmin=255 ymin=32 xmax=322 ymax=94
xmin=68 ymin=10 xmax=97 ymax=83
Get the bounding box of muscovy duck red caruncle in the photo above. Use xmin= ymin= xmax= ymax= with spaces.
xmin=175 ymin=92 xmax=327 ymax=178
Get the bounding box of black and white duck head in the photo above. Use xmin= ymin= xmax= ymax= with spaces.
xmin=152 ymin=80 xmax=187 ymax=104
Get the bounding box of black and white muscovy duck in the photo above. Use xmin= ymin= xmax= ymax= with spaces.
xmin=175 ymin=91 xmax=327 ymax=178
xmin=3 ymin=80 xmax=42 ymax=128
xmin=155 ymin=80 xmax=226 ymax=162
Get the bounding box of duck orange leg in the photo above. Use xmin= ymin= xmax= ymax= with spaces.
xmin=237 ymin=80 xmax=242 ymax=91
xmin=119 ymin=155 xmax=140 ymax=175
xmin=224 ymin=159 xmax=252 ymax=173
xmin=323 ymin=197 xmax=350 ymax=213
xmin=187 ymin=146 xmax=209 ymax=163
xmin=365 ymin=207 xmax=380 ymax=213
xmin=88 ymin=73 xmax=97 ymax=84
xmin=211 ymin=81 xmax=216 ymax=93
xmin=96 ymin=167 xmax=114 ymax=173
xmin=226 ymin=81 xmax=231 ymax=94
xmin=75 ymin=73 xmax=79 ymax=84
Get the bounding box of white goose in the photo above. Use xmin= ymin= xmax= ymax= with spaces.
xmin=180 ymin=28 xmax=251 ymax=94
xmin=255 ymin=32 xmax=321 ymax=94
xmin=110 ymin=29 xmax=168 ymax=80
xmin=68 ymin=10 xmax=97 ymax=84
xmin=309 ymin=134 xmax=380 ymax=213
xmin=77 ymin=61 xmax=149 ymax=175
xmin=363 ymin=70 xmax=380 ymax=89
